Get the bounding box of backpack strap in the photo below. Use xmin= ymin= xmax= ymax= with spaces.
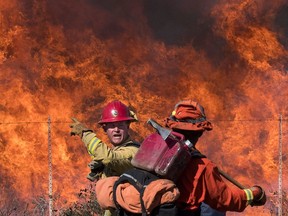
xmin=113 ymin=168 xmax=159 ymax=216
xmin=114 ymin=173 xmax=147 ymax=216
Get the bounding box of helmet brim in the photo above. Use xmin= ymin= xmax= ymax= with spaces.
xmin=98 ymin=116 xmax=135 ymax=124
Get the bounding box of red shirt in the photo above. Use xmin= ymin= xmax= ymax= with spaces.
xmin=176 ymin=157 xmax=248 ymax=212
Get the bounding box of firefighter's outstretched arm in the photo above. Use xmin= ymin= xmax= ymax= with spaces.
xmin=217 ymin=168 xmax=266 ymax=207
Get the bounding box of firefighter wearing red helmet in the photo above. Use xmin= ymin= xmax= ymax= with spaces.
xmin=70 ymin=100 xmax=139 ymax=182
xmin=98 ymin=100 xmax=136 ymax=124
xmin=165 ymin=100 xmax=266 ymax=215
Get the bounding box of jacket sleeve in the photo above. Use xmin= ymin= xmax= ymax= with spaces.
xmin=176 ymin=158 xmax=251 ymax=212
xmin=82 ymin=132 xmax=137 ymax=159
xmin=82 ymin=131 xmax=139 ymax=176
xmin=202 ymin=161 xmax=248 ymax=212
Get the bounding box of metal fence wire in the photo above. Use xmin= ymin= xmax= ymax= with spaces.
xmin=0 ymin=117 xmax=287 ymax=216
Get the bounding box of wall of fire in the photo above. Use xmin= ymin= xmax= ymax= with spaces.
xmin=0 ymin=0 xmax=287 ymax=215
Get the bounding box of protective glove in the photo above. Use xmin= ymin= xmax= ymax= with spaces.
xmin=88 ymin=160 xmax=104 ymax=171
xmin=87 ymin=172 xmax=103 ymax=182
xmin=70 ymin=117 xmax=93 ymax=137
xmin=250 ymin=185 xmax=266 ymax=206
xmin=87 ymin=160 xmax=105 ymax=182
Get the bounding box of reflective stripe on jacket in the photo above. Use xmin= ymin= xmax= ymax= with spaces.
xmin=82 ymin=131 xmax=139 ymax=177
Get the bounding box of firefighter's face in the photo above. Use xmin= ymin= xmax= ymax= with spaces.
xmin=104 ymin=121 xmax=130 ymax=146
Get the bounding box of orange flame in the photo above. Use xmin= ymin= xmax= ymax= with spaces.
xmin=0 ymin=0 xmax=287 ymax=215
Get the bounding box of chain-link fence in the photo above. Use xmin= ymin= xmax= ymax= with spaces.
xmin=0 ymin=117 xmax=287 ymax=215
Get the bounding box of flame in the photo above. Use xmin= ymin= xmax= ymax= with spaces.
xmin=0 ymin=0 xmax=287 ymax=214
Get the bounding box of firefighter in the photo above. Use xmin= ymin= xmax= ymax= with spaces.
xmin=164 ymin=99 xmax=267 ymax=215
xmin=70 ymin=100 xmax=139 ymax=179
xmin=70 ymin=100 xmax=140 ymax=216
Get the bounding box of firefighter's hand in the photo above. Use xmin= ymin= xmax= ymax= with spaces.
xmin=87 ymin=161 xmax=105 ymax=182
xmin=87 ymin=172 xmax=103 ymax=182
xmin=88 ymin=160 xmax=104 ymax=171
xmin=250 ymin=185 xmax=266 ymax=206
xmin=70 ymin=117 xmax=92 ymax=137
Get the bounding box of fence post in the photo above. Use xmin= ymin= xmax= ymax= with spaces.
xmin=48 ymin=116 xmax=53 ymax=216
xmin=278 ymin=114 xmax=282 ymax=216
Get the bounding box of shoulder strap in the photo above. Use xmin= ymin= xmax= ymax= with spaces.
xmin=113 ymin=168 xmax=159 ymax=216
xmin=114 ymin=172 xmax=147 ymax=216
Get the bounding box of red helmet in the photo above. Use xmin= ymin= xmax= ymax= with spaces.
xmin=98 ymin=100 xmax=136 ymax=124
